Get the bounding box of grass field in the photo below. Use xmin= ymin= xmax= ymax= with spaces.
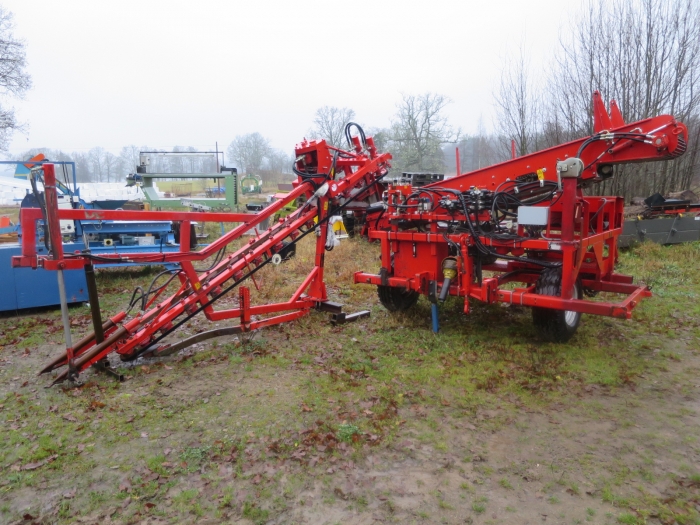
xmin=1 ymin=237 xmax=700 ymax=524
xmin=0 ymin=205 xmax=20 ymax=223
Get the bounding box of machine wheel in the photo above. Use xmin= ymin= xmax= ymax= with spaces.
xmin=532 ymin=268 xmax=582 ymax=342
xmin=377 ymin=285 xmax=419 ymax=312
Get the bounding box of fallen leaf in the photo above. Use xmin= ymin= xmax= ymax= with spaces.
xmin=21 ymin=461 xmax=44 ymax=471
xmin=62 ymin=414 xmax=77 ymax=422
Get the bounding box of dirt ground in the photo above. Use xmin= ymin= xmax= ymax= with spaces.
xmin=2 ymin=239 xmax=700 ymax=525
xmin=3 ymin=332 xmax=700 ymax=525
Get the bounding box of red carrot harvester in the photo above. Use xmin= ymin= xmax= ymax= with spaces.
xmin=14 ymin=93 xmax=687 ymax=383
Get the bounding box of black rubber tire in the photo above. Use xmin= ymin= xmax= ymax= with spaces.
xmin=532 ymin=268 xmax=582 ymax=342
xmin=377 ymin=285 xmax=419 ymax=312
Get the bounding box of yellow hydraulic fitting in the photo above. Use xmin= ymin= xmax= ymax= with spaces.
xmin=439 ymin=257 xmax=458 ymax=302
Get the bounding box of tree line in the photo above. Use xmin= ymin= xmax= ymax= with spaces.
xmin=492 ymin=0 xmax=700 ymax=199
xmin=3 ymin=0 xmax=699 ymax=199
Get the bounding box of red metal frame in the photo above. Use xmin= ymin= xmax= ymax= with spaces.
xmin=354 ymin=92 xmax=685 ymax=320
xmin=16 ymin=92 xmax=689 ymax=382
xmin=433 ymin=93 xmax=686 ymax=193
xmin=16 ymin=143 xmax=391 ymax=382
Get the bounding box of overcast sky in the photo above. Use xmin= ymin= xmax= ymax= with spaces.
xmin=3 ymin=0 xmax=584 ymax=161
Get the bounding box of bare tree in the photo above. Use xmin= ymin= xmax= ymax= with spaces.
xmin=494 ymin=47 xmax=541 ymax=157
xmin=0 ymin=7 xmax=31 ymax=151
xmin=88 ymin=147 xmax=105 ymax=182
xmin=364 ymin=126 xmax=392 ymax=154
xmin=550 ymin=0 xmax=700 ymax=198
xmin=72 ymin=152 xmax=92 ymax=183
xmin=309 ymin=106 xmax=356 ymax=147
xmin=390 ymin=93 xmax=459 ymax=173
xmin=453 ymin=119 xmax=501 ymax=174
xmin=103 ymin=151 xmax=122 ymax=183
xmin=167 ymin=146 xmax=185 ymax=174
xmin=256 ymin=149 xmax=293 ymax=184
xmin=227 ymin=133 xmax=271 ymax=174
xmin=120 ymin=145 xmax=141 ymax=173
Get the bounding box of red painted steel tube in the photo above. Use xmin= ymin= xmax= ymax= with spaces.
xmin=52 ymin=208 xmax=253 ymax=223
xmin=38 ymin=141 xmax=394 ymax=381
xmin=206 ymin=299 xmax=317 ymax=322
xmin=14 ymin=182 xmax=312 ymax=269
xmin=39 ymin=312 xmax=127 ymax=374
xmin=495 ymin=286 xmax=650 ymax=318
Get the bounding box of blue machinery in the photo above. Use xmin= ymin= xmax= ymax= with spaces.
xmin=0 ymin=160 xmax=182 ymax=312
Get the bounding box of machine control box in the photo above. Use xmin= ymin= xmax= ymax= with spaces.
xmin=517 ymin=206 xmax=549 ymax=226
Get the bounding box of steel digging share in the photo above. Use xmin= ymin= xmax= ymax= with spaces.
xmin=13 ymin=92 xmax=688 ymax=384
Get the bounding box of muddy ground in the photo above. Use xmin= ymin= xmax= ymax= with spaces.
xmin=1 ymin=239 xmax=700 ymax=525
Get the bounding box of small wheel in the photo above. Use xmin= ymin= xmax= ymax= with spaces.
xmin=271 ymin=253 xmax=282 ymax=265
xmin=532 ymin=268 xmax=582 ymax=342
xmin=377 ymin=285 xmax=419 ymax=312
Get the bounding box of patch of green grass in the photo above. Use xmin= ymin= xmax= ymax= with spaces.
xmin=617 ymin=513 xmax=641 ymax=524
xmin=498 ymin=477 xmax=513 ymax=489
xmin=337 ymin=423 xmax=360 ymax=442
xmin=437 ymin=499 xmax=454 ymax=510
xmin=472 ymin=501 xmax=486 ymax=513
xmin=173 ymin=488 xmax=200 ymax=512
xmin=242 ymin=501 xmax=270 ymax=525
xmin=180 ymin=446 xmax=211 ymax=465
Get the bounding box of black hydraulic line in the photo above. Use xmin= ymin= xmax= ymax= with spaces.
xmin=127 ymin=286 xmax=146 ymax=313
xmin=129 ymin=172 xmax=388 ymax=361
xmin=193 ymin=247 xmax=226 ymax=272
xmin=345 ymin=122 xmax=367 ymax=148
